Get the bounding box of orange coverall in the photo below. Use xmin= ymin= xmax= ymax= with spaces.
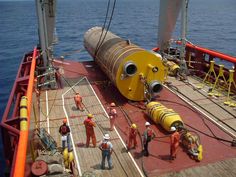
xmin=170 ymin=131 xmax=180 ymax=159
xmin=74 ymin=94 xmax=83 ymax=110
xmin=127 ymin=128 xmax=137 ymax=149
xmin=109 ymin=108 xmax=117 ymax=131
xmin=84 ymin=118 xmax=96 ymax=147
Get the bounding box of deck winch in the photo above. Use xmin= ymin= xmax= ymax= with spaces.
xmin=84 ymin=27 xmax=166 ymax=101
xmin=146 ymin=101 xmax=184 ymax=131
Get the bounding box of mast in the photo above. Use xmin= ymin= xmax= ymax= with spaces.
xmin=36 ymin=0 xmax=48 ymax=65
xmin=157 ymin=0 xmax=182 ymax=53
xmin=35 ymin=0 xmax=57 ymax=89
xmin=179 ymin=0 xmax=188 ymax=78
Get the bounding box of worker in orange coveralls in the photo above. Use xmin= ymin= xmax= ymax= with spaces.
xmin=108 ymin=102 xmax=117 ymax=131
xmin=84 ymin=114 xmax=96 ymax=147
xmin=74 ymin=92 xmax=84 ymax=111
xmin=127 ymin=123 xmax=138 ymax=150
xmin=170 ymin=126 xmax=180 ymax=160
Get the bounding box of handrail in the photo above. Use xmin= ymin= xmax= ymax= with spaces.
xmin=175 ymin=41 xmax=236 ymax=64
xmin=185 ymin=42 xmax=236 ymax=64
xmin=13 ymin=47 xmax=37 ymax=177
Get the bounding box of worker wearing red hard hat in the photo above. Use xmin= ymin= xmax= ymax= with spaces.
xmin=108 ymin=102 xmax=117 ymax=131
xmin=59 ymin=118 xmax=72 ymax=151
xmin=127 ymin=123 xmax=138 ymax=150
xmin=170 ymin=126 xmax=180 ymax=160
xmin=84 ymin=114 xmax=96 ymax=147
xmin=74 ymin=92 xmax=84 ymax=111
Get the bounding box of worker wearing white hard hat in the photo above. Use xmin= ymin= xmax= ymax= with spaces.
xmin=170 ymin=126 xmax=180 ymax=160
xmin=103 ymin=133 xmax=110 ymax=140
xmin=143 ymin=121 xmax=156 ymax=156
xmin=170 ymin=126 xmax=176 ymax=132
xmin=99 ymin=133 xmax=113 ymax=169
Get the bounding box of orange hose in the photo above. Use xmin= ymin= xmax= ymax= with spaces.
xmin=13 ymin=47 xmax=37 ymax=177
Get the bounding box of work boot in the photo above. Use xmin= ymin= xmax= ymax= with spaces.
xmin=170 ymin=155 xmax=176 ymax=160
xmin=143 ymin=151 xmax=149 ymax=157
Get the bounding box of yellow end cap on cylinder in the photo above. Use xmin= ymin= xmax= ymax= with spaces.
xmin=116 ymin=51 xmax=165 ymax=101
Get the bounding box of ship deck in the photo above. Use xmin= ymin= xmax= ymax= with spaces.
xmin=167 ymin=76 xmax=236 ymax=138
xmin=30 ymin=59 xmax=236 ymax=177
xmin=35 ymin=79 xmax=143 ymax=177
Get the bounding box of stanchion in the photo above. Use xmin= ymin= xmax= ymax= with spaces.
xmin=208 ymin=65 xmax=227 ymax=97
xmin=224 ymin=70 xmax=236 ymax=107
xmin=197 ymin=60 xmax=217 ymax=89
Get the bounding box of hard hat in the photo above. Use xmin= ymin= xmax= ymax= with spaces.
xmin=103 ymin=133 xmax=110 ymax=140
xmin=131 ymin=123 xmax=137 ymax=129
xmin=63 ymin=119 xmax=67 ymax=124
xmin=145 ymin=122 xmax=150 ymax=126
xmin=110 ymin=102 xmax=116 ymax=107
xmin=170 ymin=127 xmax=176 ymax=131
xmin=87 ymin=113 xmax=94 ymax=118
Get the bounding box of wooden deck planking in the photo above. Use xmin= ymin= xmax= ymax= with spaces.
xmin=167 ymin=76 xmax=236 ymax=137
xmin=29 ymin=92 xmax=38 ymax=131
xmin=64 ymin=81 xmax=141 ymax=177
xmin=38 ymin=79 xmax=142 ymax=177
xmin=34 ymin=73 xmax=236 ymax=177
xmin=40 ymin=89 xmax=68 ymax=145
xmin=187 ymin=77 xmax=235 ymax=114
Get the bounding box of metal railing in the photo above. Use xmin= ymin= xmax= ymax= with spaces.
xmin=0 ymin=47 xmax=38 ymax=177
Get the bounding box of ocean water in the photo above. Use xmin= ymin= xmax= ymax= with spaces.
xmin=0 ymin=0 xmax=235 ymax=174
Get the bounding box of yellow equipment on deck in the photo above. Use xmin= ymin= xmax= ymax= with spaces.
xmin=84 ymin=27 xmax=166 ymax=101
xmin=165 ymin=61 xmax=180 ymax=76
xmin=63 ymin=148 xmax=74 ymax=169
xmin=181 ymin=130 xmax=203 ymax=161
xmin=146 ymin=101 xmax=183 ymax=131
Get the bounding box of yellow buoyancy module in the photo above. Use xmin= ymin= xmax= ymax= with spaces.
xmin=84 ymin=27 xmax=166 ymax=101
xmin=20 ymin=96 xmax=28 ymax=131
xmin=146 ymin=101 xmax=183 ymax=131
